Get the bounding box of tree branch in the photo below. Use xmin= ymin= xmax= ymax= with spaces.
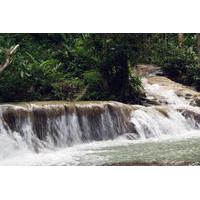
xmin=0 ymin=44 xmax=19 ymax=74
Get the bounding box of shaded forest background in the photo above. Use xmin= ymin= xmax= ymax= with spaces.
xmin=0 ymin=33 xmax=200 ymax=103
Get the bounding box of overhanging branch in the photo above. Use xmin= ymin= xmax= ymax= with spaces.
xmin=0 ymin=44 xmax=19 ymax=74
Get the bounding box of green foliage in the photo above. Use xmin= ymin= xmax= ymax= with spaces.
xmin=0 ymin=58 xmax=64 ymax=101
xmin=79 ymin=34 xmax=145 ymax=102
xmin=82 ymin=70 xmax=107 ymax=100
xmin=0 ymin=34 xmax=86 ymax=102
xmin=52 ymin=78 xmax=84 ymax=100
xmin=185 ymin=64 xmax=200 ymax=89
xmin=83 ymin=70 xmax=102 ymax=86
xmin=162 ymin=46 xmax=199 ymax=82
xmin=139 ymin=34 xmax=200 ymax=91
xmin=129 ymin=71 xmax=143 ymax=96
xmin=6 ymin=33 xmax=200 ymax=103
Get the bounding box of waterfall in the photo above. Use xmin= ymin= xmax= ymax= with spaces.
xmin=1 ymin=76 xmax=200 ymax=164
xmin=130 ymin=107 xmax=196 ymax=139
xmin=0 ymin=102 xmax=137 ymax=155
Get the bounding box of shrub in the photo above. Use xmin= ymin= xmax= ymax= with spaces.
xmin=81 ymin=70 xmax=106 ymax=100
xmin=0 ymin=58 xmax=65 ymax=101
xmin=83 ymin=70 xmax=102 ymax=86
xmin=52 ymin=79 xmax=84 ymax=100
xmin=161 ymin=47 xmax=199 ymax=83
xmin=129 ymin=71 xmax=144 ymax=97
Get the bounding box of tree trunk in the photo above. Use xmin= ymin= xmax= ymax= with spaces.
xmin=115 ymin=49 xmax=129 ymax=101
xmin=178 ymin=33 xmax=184 ymax=48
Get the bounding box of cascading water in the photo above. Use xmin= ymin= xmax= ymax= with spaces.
xmin=129 ymin=78 xmax=200 ymax=139
xmin=130 ymin=107 xmax=193 ymax=139
xmin=1 ymin=74 xmax=200 ymax=165
xmin=0 ymin=102 xmax=137 ymax=160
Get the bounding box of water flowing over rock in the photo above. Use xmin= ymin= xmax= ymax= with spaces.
xmin=1 ymin=97 xmax=200 ymax=159
xmin=144 ymin=76 xmax=200 ymax=106
xmin=0 ymin=102 xmax=140 ymax=153
xmin=2 ymin=64 xmax=200 ymax=165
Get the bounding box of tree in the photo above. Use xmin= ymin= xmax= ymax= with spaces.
xmin=82 ymin=33 xmax=143 ymax=102
xmin=0 ymin=34 xmax=144 ymax=103
xmin=197 ymin=33 xmax=200 ymax=61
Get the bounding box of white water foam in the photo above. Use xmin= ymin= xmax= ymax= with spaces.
xmin=143 ymin=78 xmax=190 ymax=105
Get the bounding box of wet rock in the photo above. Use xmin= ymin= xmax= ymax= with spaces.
xmin=194 ymin=97 xmax=200 ymax=107
xmin=145 ymin=76 xmax=200 ymax=105
xmin=177 ymin=108 xmax=200 ymax=126
xmin=185 ymin=93 xmax=193 ymax=97
xmin=123 ymin=133 xmax=140 ymax=140
xmin=135 ymin=64 xmax=161 ymax=77
xmin=155 ymin=107 xmax=169 ymax=118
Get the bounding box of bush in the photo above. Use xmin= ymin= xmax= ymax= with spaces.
xmin=129 ymin=71 xmax=144 ymax=97
xmin=52 ymin=79 xmax=84 ymax=100
xmin=0 ymin=58 xmax=65 ymax=101
xmin=83 ymin=70 xmax=102 ymax=86
xmin=186 ymin=65 xmax=200 ymax=90
xmin=161 ymin=47 xmax=199 ymax=83
xmin=81 ymin=70 xmax=106 ymax=100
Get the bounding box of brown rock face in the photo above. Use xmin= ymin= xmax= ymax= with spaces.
xmin=135 ymin=64 xmax=162 ymax=77
xmin=177 ymin=108 xmax=200 ymax=127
